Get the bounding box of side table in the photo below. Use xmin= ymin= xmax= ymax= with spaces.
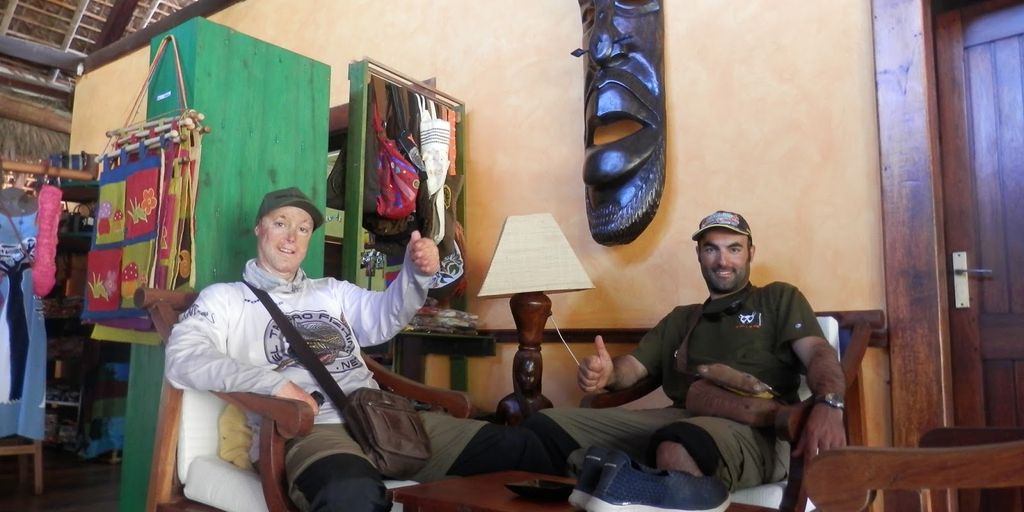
xmin=392 ymin=332 xmax=495 ymax=391
xmin=391 ymin=470 xmax=574 ymax=512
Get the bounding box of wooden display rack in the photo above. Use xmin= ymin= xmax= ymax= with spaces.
xmin=0 ymin=159 xmax=98 ymax=182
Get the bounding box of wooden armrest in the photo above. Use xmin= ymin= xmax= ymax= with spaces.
xmin=213 ymin=391 xmax=314 ymax=438
xmin=919 ymin=426 xmax=1024 ymax=448
xmin=805 ymin=440 xmax=1024 ymax=512
xmin=211 ymin=392 xmax=312 ymax=512
xmin=364 ymin=357 xmax=473 ymax=418
xmin=135 ymin=287 xmax=200 ymax=311
xmin=580 ymin=376 xmax=661 ymax=409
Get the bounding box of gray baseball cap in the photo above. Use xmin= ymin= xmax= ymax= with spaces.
xmin=255 ymin=187 xmax=323 ymax=229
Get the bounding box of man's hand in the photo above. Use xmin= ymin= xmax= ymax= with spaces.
xmin=791 ymin=403 xmax=846 ymax=458
xmin=274 ymin=381 xmax=320 ymax=416
xmin=578 ymin=335 xmax=613 ymax=392
xmin=408 ymin=230 xmax=440 ymax=275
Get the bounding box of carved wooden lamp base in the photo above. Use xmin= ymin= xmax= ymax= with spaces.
xmin=495 ymin=291 xmax=554 ymax=425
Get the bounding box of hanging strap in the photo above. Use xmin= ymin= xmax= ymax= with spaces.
xmin=672 ymin=304 xmax=705 ymax=374
xmin=243 ymin=281 xmax=351 ymax=411
xmin=125 ymin=35 xmax=190 ymax=124
xmin=103 ymin=36 xmax=191 ymax=160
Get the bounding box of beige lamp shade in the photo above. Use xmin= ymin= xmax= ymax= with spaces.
xmin=478 ymin=213 xmax=595 ymax=298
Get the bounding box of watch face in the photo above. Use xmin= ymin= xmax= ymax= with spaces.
xmin=819 ymin=393 xmax=845 ymax=409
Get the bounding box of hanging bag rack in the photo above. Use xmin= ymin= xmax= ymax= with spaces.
xmin=364 ymin=59 xmax=463 ymax=116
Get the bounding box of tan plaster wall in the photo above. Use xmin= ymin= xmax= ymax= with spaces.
xmin=69 ymin=1 xmax=886 ymax=430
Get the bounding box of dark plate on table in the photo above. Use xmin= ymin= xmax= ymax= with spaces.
xmin=504 ymin=479 xmax=575 ymax=501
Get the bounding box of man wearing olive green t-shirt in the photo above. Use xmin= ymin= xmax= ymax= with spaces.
xmin=523 ymin=211 xmax=846 ymax=497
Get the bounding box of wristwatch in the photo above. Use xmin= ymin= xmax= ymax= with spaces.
xmin=814 ymin=393 xmax=845 ymax=410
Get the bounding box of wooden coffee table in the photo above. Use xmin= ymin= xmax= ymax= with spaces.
xmin=391 ymin=470 xmax=772 ymax=512
xmin=391 ymin=470 xmax=576 ymax=512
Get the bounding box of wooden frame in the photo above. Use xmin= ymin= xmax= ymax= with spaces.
xmin=0 ymin=438 xmax=43 ymax=495
xmin=871 ymin=1 xmax=1024 ymax=509
xmin=805 ymin=427 xmax=1024 ymax=511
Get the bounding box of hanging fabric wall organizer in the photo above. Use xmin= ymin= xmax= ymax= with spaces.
xmin=82 ymin=36 xmax=209 ymax=327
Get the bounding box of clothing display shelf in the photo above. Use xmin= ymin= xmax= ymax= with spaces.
xmin=340 ymin=59 xmax=466 ymax=303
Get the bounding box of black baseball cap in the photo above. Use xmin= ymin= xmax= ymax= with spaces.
xmin=691 ymin=210 xmax=751 ymax=241
xmin=255 ymin=187 xmax=324 ymax=230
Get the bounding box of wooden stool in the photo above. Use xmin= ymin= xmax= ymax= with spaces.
xmin=0 ymin=437 xmax=43 ymax=494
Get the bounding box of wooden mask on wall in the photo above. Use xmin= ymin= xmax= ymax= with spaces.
xmin=577 ymin=0 xmax=665 ymax=245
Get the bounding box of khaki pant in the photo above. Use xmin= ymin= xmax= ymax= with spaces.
xmin=537 ymin=407 xmax=788 ymax=491
xmin=285 ymin=412 xmax=486 ymax=507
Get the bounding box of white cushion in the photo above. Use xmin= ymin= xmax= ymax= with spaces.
xmin=183 ymin=455 xmax=268 ymax=512
xmin=178 ymin=389 xmax=225 ymax=484
xmin=798 ymin=316 xmax=840 ymax=401
xmin=731 ymin=481 xmax=785 ymax=508
xmin=180 ymin=391 xmax=228 ymax=483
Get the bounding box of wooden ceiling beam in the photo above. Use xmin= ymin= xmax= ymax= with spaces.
xmin=62 ymin=0 xmax=90 ymax=51
xmin=94 ymin=0 xmax=142 ymax=48
xmin=17 ymin=3 xmax=72 ymax=23
xmin=141 ymin=0 xmax=163 ymax=28
xmin=0 ymin=1 xmax=17 ymax=35
xmin=0 ymin=72 xmax=72 ymax=101
xmin=0 ymin=89 xmax=71 ymax=133
xmin=85 ymin=0 xmax=243 ymax=73
xmin=0 ymin=35 xmax=82 ymax=73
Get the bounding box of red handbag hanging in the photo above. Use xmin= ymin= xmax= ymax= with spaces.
xmin=372 ymin=100 xmax=419 ymax=220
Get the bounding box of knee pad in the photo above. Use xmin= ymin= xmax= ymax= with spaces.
xmin=293 ymin=453 xmax=389 ymax=512
xmin=648 ymin=422 xmax=722 ymax=476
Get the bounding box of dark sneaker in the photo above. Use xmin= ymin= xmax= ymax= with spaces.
xmin=587 ymin=449 xmax=729 ymax=512
xmin=569 ymin=446 xmax=610 ymax=510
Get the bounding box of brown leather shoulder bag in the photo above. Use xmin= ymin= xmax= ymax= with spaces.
xmin=245 ymin=282 xmax=431 ymax=478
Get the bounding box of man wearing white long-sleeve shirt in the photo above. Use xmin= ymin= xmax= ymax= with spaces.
xmin=165 ymin=187 xmax=553 ymax=512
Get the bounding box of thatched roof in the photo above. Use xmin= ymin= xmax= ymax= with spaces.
xmin=0 ymin=115 xmax=69 ymax=160
xmin=0 ymin=0 xmax=199 ymax=99
xmin=0 ymin=85 xmax=70 ymax=159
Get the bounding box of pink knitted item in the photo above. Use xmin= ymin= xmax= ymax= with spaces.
xmin=34 ymin=184 xmax=62 ymax=297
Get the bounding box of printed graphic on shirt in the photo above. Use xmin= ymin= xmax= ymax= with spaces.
xmin=265 ymin=310 xmax=360 ymax=374
xmin=0 ymin=236 xmax=35 ymax=273
xmin=181 ymin=303 xmax=216 ymax=325
xmin=736 ymin=310 xmax=762 ymax=328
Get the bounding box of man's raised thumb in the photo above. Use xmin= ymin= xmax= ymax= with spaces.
xmin=594 ymin=335 xmax=610 ymax=359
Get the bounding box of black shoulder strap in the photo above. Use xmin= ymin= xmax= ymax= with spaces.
xmin=243 ymin=281 xmax=350 ymax=411
xmin=673 ymin=304 xmax=704 ymax=373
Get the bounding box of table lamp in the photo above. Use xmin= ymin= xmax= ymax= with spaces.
xmin=478 ymin=213 xmax=594 ymax=425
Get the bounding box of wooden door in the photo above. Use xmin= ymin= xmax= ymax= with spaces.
xmin=937 ymin=1 xmax=1024 ymax=510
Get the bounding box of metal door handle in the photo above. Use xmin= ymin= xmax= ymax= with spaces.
xmin=952 ymin=251 xmax=994 ymax=309
xmin=954 ymin=268 xmax=993 ymax=276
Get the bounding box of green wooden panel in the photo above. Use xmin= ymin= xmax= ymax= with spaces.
xmin=119 ymin=18 xmax=329 ymax=512
xmin=118 ymin=344 xmax=164 ymax=512
xmin=342 ymin=60 xmax=370 ymax=287
xmin=149 ymin=18 xmax=329 ymax=284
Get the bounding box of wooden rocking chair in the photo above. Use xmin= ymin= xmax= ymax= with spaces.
xmin=804 ymin=427 xmax=1024 ymax=511
xmin=580 ymin=310 xmax=885 ymax=512
xmin=137 ymin=287 xmax=475 ymax=512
